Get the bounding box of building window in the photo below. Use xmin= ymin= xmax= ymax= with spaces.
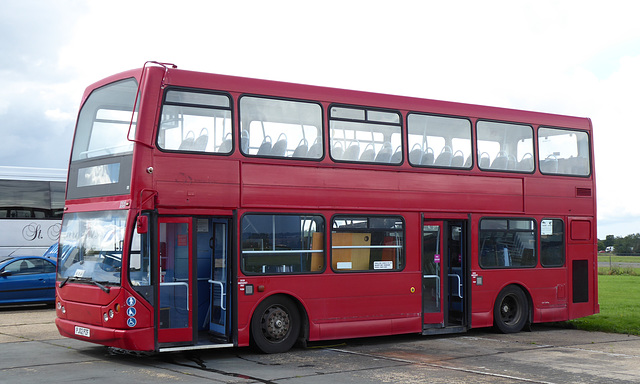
xmin=331 ymin=216 xmax=404 ymax=272
xmin=479 ymin=218 xmax=536 ymax=268
xmin=241 ymin=214 xmax=325 ymax=274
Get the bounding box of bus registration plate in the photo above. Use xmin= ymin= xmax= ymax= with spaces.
xmin=74 ymin=326 xmax=90 ymax=337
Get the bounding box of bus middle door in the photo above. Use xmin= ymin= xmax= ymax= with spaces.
xmin=422 ymin=221 xmax=444 ymax=327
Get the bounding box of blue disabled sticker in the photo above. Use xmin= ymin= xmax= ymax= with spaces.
xmin=126 ymin=296 xmax=136 ymax=307
xmin=126 ymin=307 xmax=137 ymax=317
xmin=127 ymin=317 xmax=137 ymax=327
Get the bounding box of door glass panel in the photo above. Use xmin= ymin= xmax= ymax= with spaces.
xmin=423 ymin=224 xmax=441 ymax=314
xmin=159 ymin=222 xmax=190 ymax=330
xmin=210 ymin=221 xmax=228 ymax=335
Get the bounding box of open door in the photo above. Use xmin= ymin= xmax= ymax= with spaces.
xmin=158 ymin=218 xmax=193 ymax=344
xmin=207 ymin=220 xmax=229 ymax=338
xmin=423 ymin=218 xmax=469 ymax=334
xmin=423 ymin=221 xmax=444 ymax=325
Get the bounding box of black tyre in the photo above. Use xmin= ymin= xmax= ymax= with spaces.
xmin=251 ymin=295 xmax=300 ymax=354
xmin=493 ymin=285 xmax=528 ymax=333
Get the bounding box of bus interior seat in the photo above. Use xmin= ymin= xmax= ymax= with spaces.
xmin=343 ymin=142 xmax=360 ymax=160
xmin=421 ymin=147 xmax=435 ymax=165
xmin=478 ymin=152 xmax=490 ymax=169
xmin=179 ymin=131 xmax=195 ymax=150
xmin=307 ymin=138 xmax=322 ymax=158
xmin=257 ymin=136 xmax=273 ymax=155
xmin=271 ymin=133 xmax=288 ymax=156
xmin=390 ymin=146 xmax=402 ymax=163
xmin=359 ymin=143 xmax=376 ymax=162
xmin=464 ymin=155 xmax=472 ymax=168
xmin=331 ymin=141 xmax=344 ymax=160
xmin=517 ymin=153 xmax=533 ymax=171
xmin=193 ymin=128 xmax=209 ymax=151
xmin=540 ymin=155 xmax=558 ymax=173
xmin=375 ymin=142 xmax=393 ymax=163
xmin=409 ymin=144 xmax=423 ymax=164
xmin=292 ymin=139 xmax=308 ymax=158
xmin=491 ymin=152 xmax=508 ymax=169
xmin=451 ymin=150 xmax=465 ymax=167
xmin=434 ymin=147 xmax=453 ymax=166
xmin=218 ymin=133 xmax=233 ymax=153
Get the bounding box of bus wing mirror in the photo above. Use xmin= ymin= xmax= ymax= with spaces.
xmin=136 ymin=216 xmax=148 ymax=234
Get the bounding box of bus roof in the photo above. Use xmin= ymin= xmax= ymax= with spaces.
xmin=0 ymin=166 xmax=67 ymax=182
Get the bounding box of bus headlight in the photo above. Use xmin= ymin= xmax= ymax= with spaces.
xmin=108 ymin=309 xmax=114 ymax=319
xmin=103 ymin=313 xmax=109 ymax=322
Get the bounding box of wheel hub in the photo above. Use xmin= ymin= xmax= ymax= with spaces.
xmin=262 ymin=305 xmax=290 ymax=341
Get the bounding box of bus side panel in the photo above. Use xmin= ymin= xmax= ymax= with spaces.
xmin=152 ymin=157 xmax=240 ymax=209
xmin=471 ymin=268 xmax=570 ymax=328
xmin=236 ymin=272 xmax=423 ymax=345
xmin=241 ymin=164 xmax=524 ymax=213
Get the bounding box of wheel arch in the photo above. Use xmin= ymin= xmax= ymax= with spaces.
xmin=249 ymin=292 xmax=309 ymax=348
xmin=493 ymin=282 xmax=533 ymax=330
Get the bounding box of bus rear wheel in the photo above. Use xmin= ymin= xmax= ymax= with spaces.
xmin=493 ymin=285 xmax=528 ymax=333
xmin=251 ymin=295 xmax=300 ymax=354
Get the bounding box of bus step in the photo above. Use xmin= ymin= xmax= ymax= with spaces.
xmin=421 ymin=326 xmax=467 ymax=336
xmin=159 ymin=343 xmax=234 ymax=353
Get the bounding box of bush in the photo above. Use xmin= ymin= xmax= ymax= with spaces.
xmin=598 ymin=267 xmax=638 ymax=276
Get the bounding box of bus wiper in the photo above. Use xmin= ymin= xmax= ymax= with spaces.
xmin=59 ymin=277 xmax=70 ymax=288
xmin=91 ymin=280 xmax=110 ymax=293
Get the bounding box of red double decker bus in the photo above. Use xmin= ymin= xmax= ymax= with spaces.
xmin=55 ymin=62 xmax=598 ymax=353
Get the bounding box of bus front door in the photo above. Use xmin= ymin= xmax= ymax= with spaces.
xmin=422 ymin=219 xmax=468 ymax=333
xmin=157 ymin=218 xmax=193 ymax=344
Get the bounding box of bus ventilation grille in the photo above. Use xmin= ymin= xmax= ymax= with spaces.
xmin=575 ymin=187 xmax=592 ymax=197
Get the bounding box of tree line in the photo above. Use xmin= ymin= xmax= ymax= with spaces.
xmin=599 ymin=233 xmax=640 ymax=254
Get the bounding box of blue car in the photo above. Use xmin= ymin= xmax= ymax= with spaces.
xmin=0 ymin=255 xmax=57 ymax=305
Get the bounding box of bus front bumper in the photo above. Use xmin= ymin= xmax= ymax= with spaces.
xmin=55 ymin=317 xmax=155 ymax=352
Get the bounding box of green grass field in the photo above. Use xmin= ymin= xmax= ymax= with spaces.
xmin=569 ymin=274 xmax=640 ymax=335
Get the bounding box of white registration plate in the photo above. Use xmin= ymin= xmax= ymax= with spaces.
xmin=74 ymin=326 xmax=90 ymax=338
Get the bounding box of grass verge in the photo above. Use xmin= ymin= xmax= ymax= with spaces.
xmin=569 ymin=274 xmax=640 ymax=336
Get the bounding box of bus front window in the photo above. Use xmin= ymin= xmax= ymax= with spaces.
xmin=57 ymin=210 xmax=128 ymax=286
xmin=71 ymin=79 xmax=138 ymax=161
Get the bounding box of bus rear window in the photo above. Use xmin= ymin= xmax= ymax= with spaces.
xmin=538 ymin=128 xmax=590 ymax=176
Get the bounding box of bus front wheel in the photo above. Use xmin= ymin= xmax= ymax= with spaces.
xmin=251 ymin=295 xmax=300 ymax=354
xmin=493 ymin=285 xmax=528 ymax=333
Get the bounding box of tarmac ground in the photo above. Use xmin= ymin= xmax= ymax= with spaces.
xmin=1 ymin=305 xmax=639 ymax=383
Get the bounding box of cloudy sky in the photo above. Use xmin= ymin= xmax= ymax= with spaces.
xmin=1 ymin=0 xmax=639 ymax=237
